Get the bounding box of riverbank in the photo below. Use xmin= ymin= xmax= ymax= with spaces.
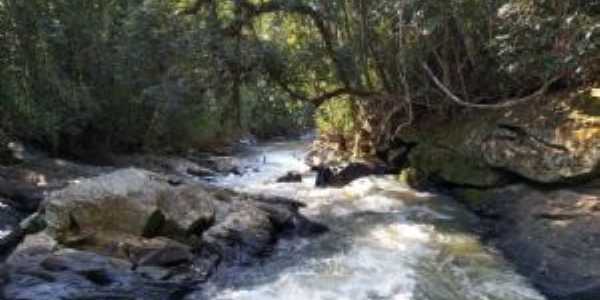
xmin=1 ymin=106 xmax=598 ymax=300
xmin=0 ymin=140 xmax=324 ymax=299
xmin=1 ymin=138 xmax=549 ymax=300
xmin=310 ymin=87 xmax=599 ymax=300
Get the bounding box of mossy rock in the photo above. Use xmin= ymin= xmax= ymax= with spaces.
xmin=398 ymin=109 xmax=508 ymax=188
xmin=407 ymin=143 xmax=505 ymax=188
xmin=394 ymin=89 xmax=599 ymax=187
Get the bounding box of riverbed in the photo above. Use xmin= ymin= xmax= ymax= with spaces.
xmin=189 ymin=140 xmax=546 ymax=300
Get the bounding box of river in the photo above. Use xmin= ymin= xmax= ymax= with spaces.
xmin=187 ymin=140 xmax=546 ymax=300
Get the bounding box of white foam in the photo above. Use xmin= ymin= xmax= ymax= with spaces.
xmin=0 ymin=229 xmax=11 ymax=239
xmin=206 ymin=141 xmax=547 ymax=300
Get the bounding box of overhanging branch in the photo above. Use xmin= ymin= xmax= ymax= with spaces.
xmin=274 ymin=77 xmax=375 ymax=107
xmin=422 ymin=63 xmax=561 ymax=109
xmin=182 ymin=0 xmax=351 ymax=87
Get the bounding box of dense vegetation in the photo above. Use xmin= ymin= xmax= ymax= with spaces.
xmin=1 ymin=0 xmax=599 ymax=159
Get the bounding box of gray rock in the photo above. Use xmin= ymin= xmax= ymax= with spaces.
xmin=462 ymin=183 xmax=600 ymax=300
xmin=191 ymin=156 xmax=242 ymax=175
xmin=187 ymin=166 xmax=218 ymax=178
xmin=44 ymin=168 xmax=169 ymax=240
xmin=19 ymin=212 xmax=47 ymax=234
xmin=1 ymin=165 xmax=326 ymax=298
xmin=4 ymin=248 xmax=186 ymax=300
xmin=136 ymin=243 xmax=194 ymax=268
xmin=276 ymin=171 xmax=303 ymax=183
xmin=158 ymin=185 xmax=216 ymax=236
xmin=204 ymin=204 xmax=275 ymax=265
xmin=44 ymin=169 xmax=217 ymax=245
xmin=482 ymin=123 xmax=600 ymax=183
xmin=0 ymin=198 xmax=24 ymax=254
xmin=315 ymin=162 xmax=388 ymax=187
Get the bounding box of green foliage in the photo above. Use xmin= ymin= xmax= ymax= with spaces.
xmin=315 ymin=98 xmax=355 ymax=136
xmin=1 ymin=0 xmax=598 ymax=159
xmin=243 ymin=84 xmax=313 ymax=138
xmin=492 ymin=1 xmax=600 ymax=86
xmin=0 ymin=0 xmax=312 ymax=157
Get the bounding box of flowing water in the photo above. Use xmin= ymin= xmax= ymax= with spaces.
xmin=191 ymin=140 xmax=546 ymax=300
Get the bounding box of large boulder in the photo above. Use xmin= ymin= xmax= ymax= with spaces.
xmin=44 ymin=168 xmax=217 ymax=243
xmin=481 ymin=94 xmax=600 ymax=183
xmin=456 ymin=183 xmax=600 ymax=300
xmin=397 ymin=90 xmax=600 ymax=187
xmin=158 ymin=185 xmax=216 ymax=236
xmin=204 ymin=204 xmax=275 ymax=265
xmin=38 ymin=168 xmax=323 ymax=272
xmin=44 ymin=168 xmax=171 ymax=240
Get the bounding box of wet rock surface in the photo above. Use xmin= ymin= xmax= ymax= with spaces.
xmin=0 ymin=157 xmax=110 ymax=263
xmin=191 ymin=156 xmax=242 ymax=175
xmin=314 ymin=162 xmax=388 ymax=187
xmin=276 ymin=171 xmax=303 ymax=183
xmin=0 ymin=197 xmax=25 ymax=260
xmin=1 ymin=167 xmax=323 ymax=300
xmin=457 ymin=182 xmax=600 ymax=300
xmin=4 ymin=247 xmax=191 ymax=300
xmin=360 ymin=91 xmax=600 ymax=299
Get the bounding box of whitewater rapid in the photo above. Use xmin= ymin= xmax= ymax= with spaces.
xmin=190 ymin=140 xmax=545 ymax=300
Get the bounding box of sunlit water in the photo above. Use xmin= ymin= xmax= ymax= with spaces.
xmin=192 ymin=140 xmax=546 ymax=300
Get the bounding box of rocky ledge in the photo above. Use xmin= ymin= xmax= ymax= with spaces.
xmin=375 ymin=89 xmax=600 ymax=300
xmin=0 ymin=168 xmax=324 ymax=300
xmin=456 ymin=181 xmax=600 ymax=300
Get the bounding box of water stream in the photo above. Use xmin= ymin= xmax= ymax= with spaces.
xmin=190 ymin=140 xmax=546 ymax=300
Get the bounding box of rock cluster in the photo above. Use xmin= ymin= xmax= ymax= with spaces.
xmin=1 ymin=168 xmax=324 ymax=300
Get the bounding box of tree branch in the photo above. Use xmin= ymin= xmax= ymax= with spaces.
xmin=182 ymin=0 xmax=351 ymax=87
xmin=422 ymin=63 xmax=561 ymax=109
xmin=273 ymin=76 xmax=375 ymax=107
